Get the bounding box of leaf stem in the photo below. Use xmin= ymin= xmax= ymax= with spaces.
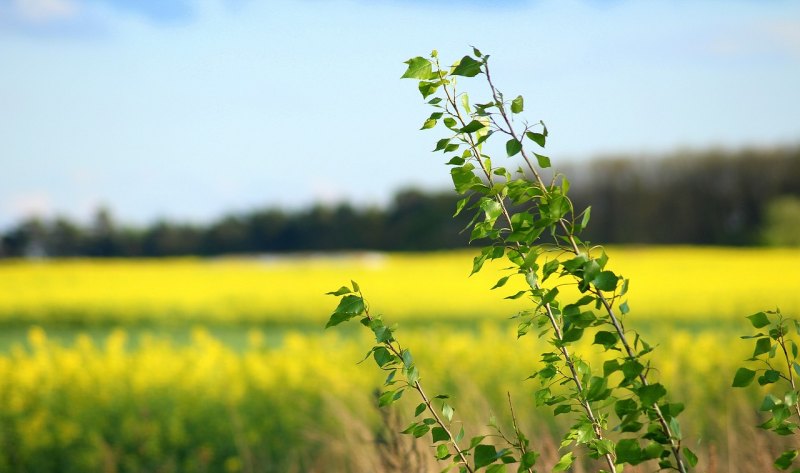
xmin=363 ymin=303 xmax=475 ymax=472
xmin=484 ymin=58 xmax=688 ymax=473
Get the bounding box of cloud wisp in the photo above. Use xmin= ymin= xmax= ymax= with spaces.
xmin=0 ymin=0 xmax=197 ymax=36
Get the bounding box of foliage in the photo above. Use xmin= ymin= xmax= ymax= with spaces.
xmin=327 ymin=49 xmax=696 ymax=472
xmin=0 ymin=325 xmax=770 ymax=473
xmin=734 ymin=309 xmax=800 ymax=471
xmin=761 ymin=196 xmax=800 ymax=247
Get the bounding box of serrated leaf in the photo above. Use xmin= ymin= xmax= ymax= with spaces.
xmin=402 ymin=57 xmax=433 ymax=79
xmin=511 ymin=95 xmax=523 ymax=114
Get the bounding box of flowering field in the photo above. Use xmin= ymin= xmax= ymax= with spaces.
xmin=1 ymin=247 xmax=798 ymax=326
xmin=0 ymin=247 xmax=798 ymax=472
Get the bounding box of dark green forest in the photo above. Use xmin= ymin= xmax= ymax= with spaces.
xmin=2 ymin=146 xmax=799 ymax=258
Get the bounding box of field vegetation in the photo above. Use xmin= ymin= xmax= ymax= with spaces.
xmin=0 ymin=248 xmax=798 ymax=471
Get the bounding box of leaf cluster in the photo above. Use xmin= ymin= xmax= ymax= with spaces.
xmin=734 ymin=309 xmax=800 ymax=471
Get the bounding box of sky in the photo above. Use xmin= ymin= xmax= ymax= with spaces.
xmin=1 ymin=0 xmax=799 ymax=230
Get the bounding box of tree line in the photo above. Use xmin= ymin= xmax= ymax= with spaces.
xmin=2 ymin=146 xmax=798 ymax=258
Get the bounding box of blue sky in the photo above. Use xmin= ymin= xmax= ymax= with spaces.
xmin=1 ymin=0 xmax=799 ymax=229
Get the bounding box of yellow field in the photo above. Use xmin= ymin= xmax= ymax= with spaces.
xmin=0 ymin=247 xmax=797 ymax=472
xmin=0 ymin=247 xmax=798 ymax=325
xmin=0 ymin=324 xmax=759 ymax=472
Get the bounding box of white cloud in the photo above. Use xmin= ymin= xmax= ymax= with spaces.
xmin=12 ymin=0 xmax=78 ymax=22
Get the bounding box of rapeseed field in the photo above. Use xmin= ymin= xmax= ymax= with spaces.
xmin=0 ymin=247 xmax=797 ymax=325
xmin=0 ymin=247 xmax=797 ymax=472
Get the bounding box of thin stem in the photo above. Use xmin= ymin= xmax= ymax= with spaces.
xmin=438 ymin=63 xmax=618 ymax=473
xmin=777 ymin=329 xmax=800 ymax=420
xmin=363 ymin=302 xmax=475 ymax=472
xmin=484 ymin=59 xmax=688 ymax=473
xmin=507 ymin=392 xmax=535 ymax=473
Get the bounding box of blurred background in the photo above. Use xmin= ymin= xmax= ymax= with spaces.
xmin=1 ymin=1 xmax=799 ymax=472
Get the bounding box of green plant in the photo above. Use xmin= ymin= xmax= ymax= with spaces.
xmin=734 ymin=309 xmax=800 ymax=471
xmin=326 ymin=49 xmax=694 ymax=472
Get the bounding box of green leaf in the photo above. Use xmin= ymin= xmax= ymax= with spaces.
xmin=421 ymin=118 xmax=437 ymax=130
xmin=758 ymin=369 xmax=781 ymax=385
xmin=435 ymin=444 xmax=449 ymax=459
xmin=474 ymin=444 xmax=499 ymax=469
xmin=560 ymin=326 xmax=584 ymax=343
xmin=754 ymin=337 xmax=772 ymax=357
xmin=615 ymin=439 xmax=643 ymax=465
xmin=620 ymin=300 xmax=630 ymax=315
xmin=520 ymin=451 xmax=538 ymax=469
xmin=418 ymin=80 xmax=439 ymax=98
xmin=459 ymin=120 xmax=486 ymax=134
xmin=506 ymin=138 xmax=522 ymax=157
xmin=732 ymin=367 xmax=756 ymax=387
xmin=412 ymin=424 xmax=430 ymax=438
xmin=452 ymin=55 xmax=482 ymax=77
xmin=592 ymin=271 xmax=619 ymax=291
xmin=401 ymin=57 xmax=433 ymax=79
xmin=401 ymin=349 xmax=413 ymax=368
xmin=760 ymin=393 xmax=781 ymax=411
xmin=485 ymin=465 xmax=507 ymax=473
xmin=684 ymin=447 xmax=699 ymax=467
xmin=451 ymin=165 xmax=480 ymax=194
xmin=525 ymin=131 xmax=546 ymax=147
xmin=442 ymin=403 xmax=454 ymax=422
xmin=615 ymin=398 xmax=638 ymax=419
xmin=593 ymin=331 xmax=618 ymax=350
xmin=511 ymin=95 xmax=524 ymax=114
xmin=775 ymin=449 xmax=799 ymax=470
xmin=585 ymin=376 xmax=610 ymax=402
xmin=637 ymin=383 xmax=667 ymax=406
xmin=748 ymin=311 xmax=771 ymax=329
xmin=461 ymin=93 xmax=471 ymax=114
xmin=534 ymin=153 xmax=551 ymax=168
xmin=554 ymin=404 xmax=571 ymax=415
xmin=552 ymin=452 xmax=574 ymax=472
xmin=415 ymin=402 xmax=426 ymax=417
xmin=668 ymin=417 xmax=682 ymax=440
xmin=373 ymin=346 xmax=393 ymax=367
xmin=491 ymin=275 xmax=511 ymax=290
xmin=432 ymin=426 xmax=450 ymax=442
xmin=325 ymin=295 xmax=366 ymax=328
xmin=325 ymin=286 xmax=351 ymax=296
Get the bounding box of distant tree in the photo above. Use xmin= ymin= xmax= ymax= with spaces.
xmin=760 ymin=196 xmax=800 ymax=247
